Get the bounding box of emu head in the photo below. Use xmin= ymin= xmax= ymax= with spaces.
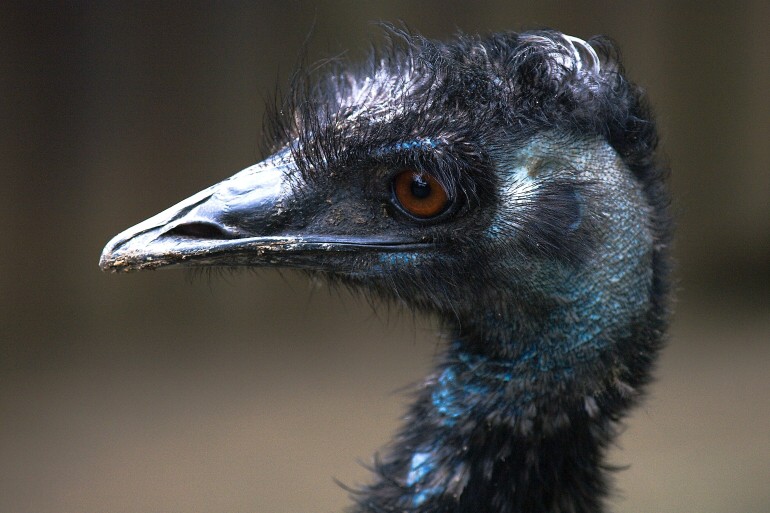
xmin=101 ymin=30 xmax=669 ymax=400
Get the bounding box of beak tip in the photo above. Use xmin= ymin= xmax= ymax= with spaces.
xmin=99 ymin=238 xmax=119 ymax=272
xmin=98 ymin=247 xmax=130 ymax=273
xmin=100 ymin=225 xmax=192 ymax=273
xmin=98 ymin=233 xmax=150 ymax=273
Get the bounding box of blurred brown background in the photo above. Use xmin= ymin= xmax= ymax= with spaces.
xmin=1 ymin=2 xmax=768 ymax=512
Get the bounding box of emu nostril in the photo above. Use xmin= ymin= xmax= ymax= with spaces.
xmin=166 ymin=222 xmax=235 ymax=240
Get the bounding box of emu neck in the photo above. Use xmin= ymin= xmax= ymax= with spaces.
xmin=358 ymin=333 xmax=616 ymax=513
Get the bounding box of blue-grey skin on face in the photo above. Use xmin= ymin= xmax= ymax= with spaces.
xmin=101 ymin=28 xmax=670 ymax=513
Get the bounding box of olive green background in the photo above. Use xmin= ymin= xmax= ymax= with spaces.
xmin=2 ymin=2 xmax=768 ymax=512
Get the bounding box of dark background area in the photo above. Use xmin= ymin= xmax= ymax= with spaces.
xmin=1 ymin=2 xmax=768 ymax=512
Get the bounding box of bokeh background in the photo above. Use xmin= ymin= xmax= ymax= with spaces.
xmin=2 ymin=2 xmax=768 ymax=512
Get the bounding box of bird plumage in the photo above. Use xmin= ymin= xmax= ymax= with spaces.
xmin=101 ymin=27 xmax=671 ymax=513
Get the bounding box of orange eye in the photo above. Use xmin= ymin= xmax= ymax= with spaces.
xmin=392 ymin=170 xmax=450 ymax=219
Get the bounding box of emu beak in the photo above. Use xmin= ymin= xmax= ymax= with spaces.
xmin=99 ymin=153 xmax=425 ymax=273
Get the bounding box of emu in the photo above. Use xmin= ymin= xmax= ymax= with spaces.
xmin=100 ymin=28 xmax=671 ymax=513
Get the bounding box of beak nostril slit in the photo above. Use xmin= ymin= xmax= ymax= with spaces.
xmin=166 ymin=222 xmax=235 ymax=240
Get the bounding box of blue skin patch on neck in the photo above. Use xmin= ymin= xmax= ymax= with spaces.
xmin=432 ymin=348 xmax=544 ymax=429
xmin=407 ymin=451 xmax=433 ymax=486
xmin=412 ymin=487 xmax=441 ymax=507
xmin=431 ymin=367 xmax=466 ymax=425
xmin=406 ymin=451 xmax=441 ymax=506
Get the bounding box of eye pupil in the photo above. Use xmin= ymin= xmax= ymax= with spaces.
xmin=410 ymin=176 xmax=432 ymax=199
xmin=392 ymin=169 xmax=451 ymax=220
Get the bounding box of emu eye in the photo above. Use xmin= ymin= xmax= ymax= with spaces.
xmin=392 ymin=170 xmax=450 ymax=219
